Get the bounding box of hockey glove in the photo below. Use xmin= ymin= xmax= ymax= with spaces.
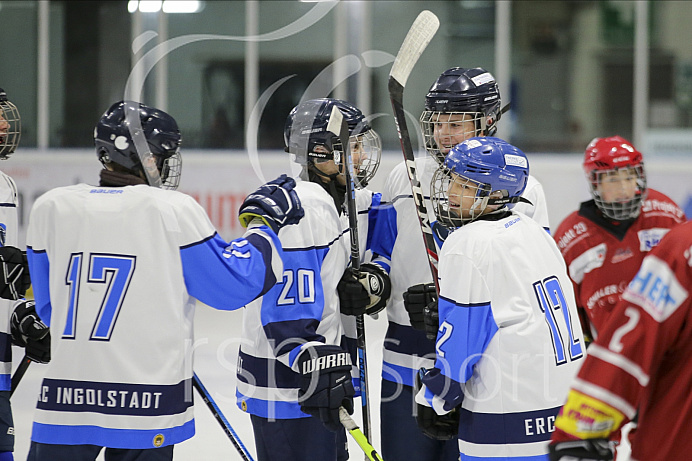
xmin=403 ymin=283 xmax=439 ymax=340
xmin=297 ymin=345 xmax=354 ymax=432
xmin=414 ymin=369 xmax=459 ymax=440
xmin=0 ymin=246 xmax=31 ymax=300
xmin=11 ymin=299 xmax=51 ymax=364
xmin=337 ymin=263 xmax=391 ymax=317
xmin=548 ymin=439 xmax=615 ymax=461
xmin=238 ymin=174 xmax=304 ymax=234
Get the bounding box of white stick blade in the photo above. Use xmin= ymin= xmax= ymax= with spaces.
xmin=389 ymin=10 xmax=440 ymax=87
xmin=326 ymin=105 xmax=344 ymax=136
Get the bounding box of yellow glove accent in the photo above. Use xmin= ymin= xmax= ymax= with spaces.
xmin=555 ymin=390 xmax=626 ymax=439
xmin=238 ymin=212 xmax=272 ymax=229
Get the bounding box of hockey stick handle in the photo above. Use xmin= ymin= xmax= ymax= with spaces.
xmin=387 ymin=10 xmax=441 ymax=292
xmin=339 ymin=407 xmax=384 ymax=461
xmin=10 ymin=355 xmax=32 ymax=397
xmin=192 ymin=373 xmax=255 ymax=461
xmin=327 ymin=106 xmax=373 ymax=443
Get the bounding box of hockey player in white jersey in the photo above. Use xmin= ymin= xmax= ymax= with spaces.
xmin=415 ymin=137 xmax=585 ymax=460
xmin=236 ymin=98 xmax=389 ymax=461
xmin=370 ymin=66 xmax=549 ymax=461
xmin=24 ymin=100 xmax=303 ymax=461
xmin=0 ymin=88 xmax=51 ymax=461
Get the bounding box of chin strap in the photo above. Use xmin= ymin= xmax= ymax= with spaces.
xmin=307 ymin=164 xmax=346 ymax=214
xmin=99 ymin=169 xmax=147 ymax=187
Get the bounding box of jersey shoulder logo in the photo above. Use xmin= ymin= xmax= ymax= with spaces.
xmin=637 ymin=228 xmax=670 ymax=252
xmin=623 ymin=255 xmax=688 ymax=322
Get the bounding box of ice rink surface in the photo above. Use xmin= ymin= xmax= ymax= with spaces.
xmin=9 ymin=302 xmax=631 ymax=460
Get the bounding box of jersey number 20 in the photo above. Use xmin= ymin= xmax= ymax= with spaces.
xmin=64 ymin=253 xmax=136 ymax=341
xmin=533 ymin=276 xmax=583 ymax=365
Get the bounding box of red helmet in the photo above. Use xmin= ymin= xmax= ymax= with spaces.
xmin=583 ymin=136 xmax=647 ymax=220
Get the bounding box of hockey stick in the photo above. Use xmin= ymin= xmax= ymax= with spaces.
xmin=10 ymin=355 xmax=31 ymax=397
xmin=388 ymin=10 xmax=441 ymax=289
xmin=326 ymin=105 xmax=373 ymax=445
xmin=192 ymin=372 xmax=255 ymax=461
xmin=340 ymin=406 xmax=384 ymax=461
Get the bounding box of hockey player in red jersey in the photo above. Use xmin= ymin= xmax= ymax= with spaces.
xmin=549 ymin=219 xmax=692 ymax=461
xmin=553 ymin=136 xmax=684 ymax=342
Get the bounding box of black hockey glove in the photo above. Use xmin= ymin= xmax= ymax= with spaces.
xmin=414 ymin=370 xmax=459 ymax=440
xmin=403 ymin=283 xmax=439 ymax=340
xmin=548 ymin=439 xmax=615 ymax=461
xmin=11 ymin=299 xmax=51 ymax=364
xmin=238 ymin=174 xmax=304 ymax=234
xmin=297 ymin=345 xmax=354 ymax=432
xmin=337 ymin=263 xmax=391 ymax=317
xmin=0 ymin=246 xmax=31 ymax=300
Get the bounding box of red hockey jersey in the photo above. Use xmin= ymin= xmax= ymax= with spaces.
xmin=552 ymin=220 xmax=692 ymax=461
xmin=553 ymin=189 xmax=684 ymax=337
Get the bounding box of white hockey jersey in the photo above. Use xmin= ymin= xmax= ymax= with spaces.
xmin=370 ymin=157 xmax=550 ymax=388
xmin=236 ymin=181 xmax=379 ymax=419
xmin=416 ymin=211 xmax=584 ymax=459
xmin=0 ymin=170 xmax=19 ymax=391
xmin=25 ymin=183 xmax=284 ymax=449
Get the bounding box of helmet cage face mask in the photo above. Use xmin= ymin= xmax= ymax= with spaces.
xmin=350 ymin=128 xmax=381 ymax=188
xmin=588 ymin=165 xmax=646 ymax=220
xmin=0 ymin=93 xmax=21 ymax=160
xmin=420 ymin=111 xmax=490 ymax=164
xmin=431 ymin=168 xmax=492 ymax=228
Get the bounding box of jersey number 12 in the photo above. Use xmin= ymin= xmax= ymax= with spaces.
xmin=533 ymin=276 xmax=583 ymax=365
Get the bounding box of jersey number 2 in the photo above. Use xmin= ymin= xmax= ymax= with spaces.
xmin=64 ymin=253 xmax=136 ymax=341
xmin=533 ymin=276 xmax=583 ymax=365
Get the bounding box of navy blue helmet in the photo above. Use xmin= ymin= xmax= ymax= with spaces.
xmin=94 ymin=101 xmax=182 ymax=190
xmin=420 ymin=67 xmax=502 ymax=164
xmin=284 ymin=98 xmax=381 ymax=187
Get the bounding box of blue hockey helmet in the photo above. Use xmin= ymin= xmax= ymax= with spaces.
xmin=0 ymin=88 xmax=21 ymax=159
xmin=420 ymin=67 xmax=502 ymax=164
xmin=94 ymin=101 xmax=182 ymax=190
xmin=284 ymin=98 xmax=381 ymax=187
xmin=431 ymin=137 xmax=529 ymax=228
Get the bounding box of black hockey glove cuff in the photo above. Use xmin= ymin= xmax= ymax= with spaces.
xmin=0 ymin=246 xmax=31 ymax=300
xmin=238 ymin=174 xmax=304 ymax=233
xmin=404 ymin=283 xmax=437 ymax=334
xmin=297 ymin=345 xmax=354 ymax=432
xmin=414 ymin=370 xmax=459 ymax=440
xmin=424 ymin=300 xmax=439 ymax=341
xmin=548 ymin=439 xmax=615 ymax=461
xmin=11 ymin=299 xmax=51 ymax=363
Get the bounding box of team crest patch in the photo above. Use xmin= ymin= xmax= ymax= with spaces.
xmin=611 ymin=247 xmax=633 ymax=264
xmin=241 ymin=400 xmax=248 ymax=412
xmin=153 ymin=434 xmax=165 ymax=447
